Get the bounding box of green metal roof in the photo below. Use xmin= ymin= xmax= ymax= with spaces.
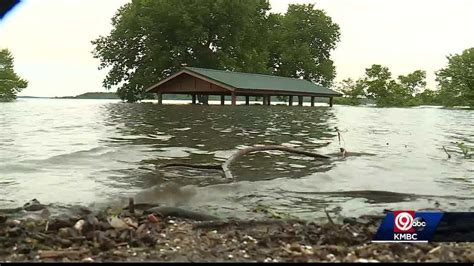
xmin=185 ymin=67 xmax=341 ymax=96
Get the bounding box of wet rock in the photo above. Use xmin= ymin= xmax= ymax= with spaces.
xmin=6 ymin=219 xmax=21 ymax=227
xmin=23 ymin=199 xmax=42 ymax=210
xmin=82 ymin=257 xmax=94 ymax=262
xmin=106 ymin=229 xmax=118 ymax=239
xmin=97 ymin=232 xmax=116 ymax=251
xmin=136 ymin=223 xmax=148 ymax=236
xmin=48 ymin=218 xmax=74 ymax=231
xmin=119 ymin=230 xmax=130 ymax=241
xmin=98 ymin=221 xmax=113 ymax=231
xmin=140 ymin=234 xmax=156 ymax=246
xmin=107 ymin=216 xmax=131 ymax=230
xmin=85 ymin=214 xmax=99 ymax=227
xmin=74 ymin=220 xmax=85 ymax=232
xmin=7 ymin=227 xmax=23 ymax=237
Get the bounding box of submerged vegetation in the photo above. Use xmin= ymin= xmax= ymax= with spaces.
xmin=336 ymin=47 xmax=474 ymax=108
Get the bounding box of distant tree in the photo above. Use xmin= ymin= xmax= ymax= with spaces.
xmin=415 ymin=89 xmax=440 ymax=106
xmin=349 ymin=64 xmax=428 ymax=107
xmin=398 ymin=70 xmax=426 ymax=95
xmin=93 ymin=1 xmax=341 ymax=103
xmin=0 ymin=49 xmax=28 ymax=102
xmin=436 ymin=47 xmax=474 ymax=108
xmin=334 ymin=78 xmax=364 ymax=105
xmin=362 ymin=64 xmax=393 ymax=101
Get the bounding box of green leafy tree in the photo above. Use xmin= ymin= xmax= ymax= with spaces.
xmin=398 ymin=70 xmax=426 ymax=95
xmin=269 ymin=4 xmax=340 ymax=87
xmin=334 ymin=78 xmax=364 ymax=105
xmin=415 ymin=89 xmax=440 ymax=106
xmin=436 ymin=47 xmax=474 ymax=108
xmin=362 ymin=64 xmax=392 ymax=101
xmin=0 ymin=49 xmax=28 ymax=102
xmin=92 ymin=0 xmax=272 ymax=102
xmin=354 ymin=65 xmax=428 ymax=107
xmin=93 ymin=1 xmax=341 ymax=102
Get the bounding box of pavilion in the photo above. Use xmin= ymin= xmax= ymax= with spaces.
xmin=145 ymin=67 xmax=342 ymax=106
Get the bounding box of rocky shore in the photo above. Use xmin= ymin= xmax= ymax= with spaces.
xmin=1 ymin=200 xmax=473 ymax=262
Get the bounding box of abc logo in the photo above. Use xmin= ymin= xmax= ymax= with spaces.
xmin=394 ymin=211 xmax=427 ymax=233
xmin=412 ymin=217 xmax=427 ymax=231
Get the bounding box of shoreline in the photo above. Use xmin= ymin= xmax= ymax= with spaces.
xmin=1 ymin=201 xmax=473 ymax=262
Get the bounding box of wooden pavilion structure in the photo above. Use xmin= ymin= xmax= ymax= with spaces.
xmin=145 ymin=67 xmax=342 ymax=106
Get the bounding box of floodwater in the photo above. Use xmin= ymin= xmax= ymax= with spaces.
xmin=0 ymin=99 xmax=473 ymax=220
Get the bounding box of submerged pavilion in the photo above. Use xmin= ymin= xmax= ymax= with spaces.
xmin=145 ymin=67 xmax=342 ymax=106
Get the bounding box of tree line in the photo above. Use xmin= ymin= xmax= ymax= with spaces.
xmin=336 ymin=47 xmax=474 ymax=108
xmin=1 ymin=1 xmax=472 ymax=108
xmin=91 ymin=0 xmax=340 ymax=103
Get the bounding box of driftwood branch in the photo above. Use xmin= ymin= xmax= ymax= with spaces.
xmin=160 ymin=145 xmax=330 ymax=179
xmin=144 ymin=207 xmax=219 ymax=221
xmin=324 ymin=208 xmax=335 ymax=225
xmin=193 ymin=219 xmax=302 ymax=229
xmin=160 ymin=163 xmax=222 ymax=170
xmin=38 ymin=249 xmax=89 ymax=259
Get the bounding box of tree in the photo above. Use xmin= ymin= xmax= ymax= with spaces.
xmin=436 ymin=47 xmax=474 ymax=108
xmin=93 ymin=1 xmax=341 ymax=102
xmin=349 ymin=64 xmax=427 ymax=107
xmin=415 ymin=89 xmax=440 ymax=106
xmin=362 ymin=64 xmax=392 ymax=101
xmin=333 ymin=78 xmax=364 ymax=105
xmin=269 ymin=4 xmax=340 ymax=87
xmin=398 ymin=70 xmax=426 ymax=95
xmin=0 ymin=49 xmax=28 ymax=102
xmin=92 ymin=0 xmax=272 ymax=102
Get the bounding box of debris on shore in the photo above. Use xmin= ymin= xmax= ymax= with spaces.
xmin=1 ymin=199 xmax=473 ymax=262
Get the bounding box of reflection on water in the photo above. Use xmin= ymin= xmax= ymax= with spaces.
xmin=0 ymin=99 xmax=473 ymax=219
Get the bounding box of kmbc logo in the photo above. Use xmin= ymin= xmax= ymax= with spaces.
xmin=394 ymin=211 xmax=427 ymax=233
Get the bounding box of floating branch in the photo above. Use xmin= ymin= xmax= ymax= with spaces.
xmin=160 ymin=145 xmax=331 ymax=179
xmin=160 ymin=163 xmax=222 ymax=170
xmin=442 ymin=146 xmax=451 ymax=159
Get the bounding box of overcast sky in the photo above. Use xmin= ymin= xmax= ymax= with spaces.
xmin=1 ymin=0 xmax=473 ymax=97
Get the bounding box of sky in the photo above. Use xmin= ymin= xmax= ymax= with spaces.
xmin=1 ymin=0 xmax=473 ymax=97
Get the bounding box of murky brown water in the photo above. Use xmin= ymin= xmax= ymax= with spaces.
xmin=1 ymin=99 xmax=473 ymax=220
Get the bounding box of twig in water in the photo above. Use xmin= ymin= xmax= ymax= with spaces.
xmin=324 ymin=208 xmax=335 ymax=225
xmin=442 ymin=146 xmax=451 ymax=159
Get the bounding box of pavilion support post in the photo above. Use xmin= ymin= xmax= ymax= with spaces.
xmin=231 ymin=92 xmax=237 ymax=106
xmin=289 ymin=96 xmax=293 ymax=106
xmin=329 ymin=97 xmax=334 ymax=107
xmin=262 ymin=96 xmax=267 ymax=106
xmin=192 ymin=94 xmax=197 ymax=105
xmin=311 ymin=96 xmax=315 ymax=107
xmin=298 ymin=96 xmax=303 ymax=106
xmin=157 ymin=93 xmax=163 ymax=105
xmin=245 ymin=96 xmax=250 ymax=106
xmin=221 ymin=95 xmax=225 ymax=105
xmin=267 ymin=96 xmax=271 ymax=106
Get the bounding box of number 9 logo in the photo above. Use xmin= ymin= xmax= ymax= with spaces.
xmin=395 ymin=212 xmax=414 ymax=231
